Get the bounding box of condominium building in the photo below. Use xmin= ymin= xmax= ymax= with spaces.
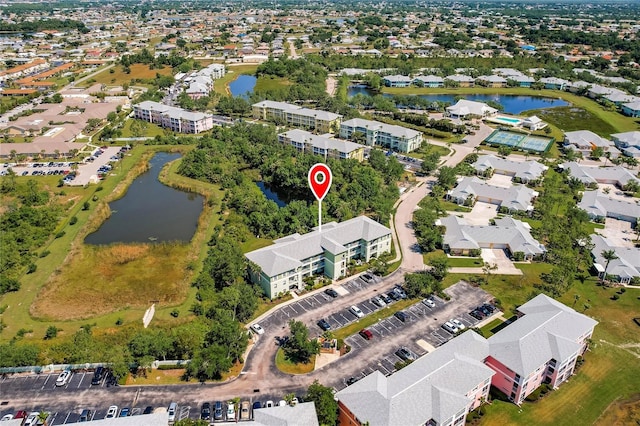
xmin=185 ymin=63 xmax=225 ymax=99
xmin=447 ymin=177 xmax=538 ymax=213
xmin=252 ymin=100 xmax=343 ymax=133
xmin=337 ymin=294 xmax=598 ymax=425
xmin=278 ymin=129 xmax=365 ymax=161
xmin=133 ymin=101 xmax=214 ymax=134
xmin=245 ymin=216 xmax=391 ymax=299
xmin=339 ymin=118 xmax=423 ymax=153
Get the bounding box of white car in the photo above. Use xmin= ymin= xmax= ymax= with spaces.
xmin=105 ymin=406 xmax=118 ymax=419
xmin=278 ymin=400 xmax=286 ymax=407
xmin=250 ymin=323 xmax=264 ymax=335
xmin=451 ymin=318 xmax=466 ymax=330
xmin=372 ymin=296 xmax=386 ymax=307
xmin=349 ymin=305 xmax=364 ymax=318
xmin=226 ymin=402 xmax=235 ymax=420
xmin=265 ymin=400 xmax=274 ymax=408
xmin=55 ymin=370 xmax=72 ymax=387
xmin=442 ymin=321 xmax=459 ymax=334
xmin=1 ymin=414 xmax=14 ymax=421
xmin=422 ymin=298 xmax=436 ymax=308
xmin=24 ymin=412 xmax=40 ymax=426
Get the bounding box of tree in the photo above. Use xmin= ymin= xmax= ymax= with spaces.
xmin=283 ymin=319 xmax=320 ymax=364
xmin=427 ymin=256 xmax=449 ymax=281
xmin=436 ymin=166 xmax=457 ymax=189
xmin=44 ymin=326 xmax=59 ymax=340
xmin=482 ymin=262 xmax=498 ymax=284
xmin=306 ymin=380 xmax=338 ymax=426
xmin=600 ymin=249 xmax=618 ymax=283
xmin=37 ymin=411 xmax=49 ymax=426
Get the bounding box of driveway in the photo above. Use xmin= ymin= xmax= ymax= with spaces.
xmin=449 ymin=249 xmax=523 ymax=275
xmin=602 ymin=218 xmax=636 ymax=248
xmin=446 ymin=201 xmax=498 ymax=226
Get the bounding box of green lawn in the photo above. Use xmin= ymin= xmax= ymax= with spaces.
xmin=423 ymin=250 xmax=482 ymax=267
xmin=406 ymin=143 xmax=451 ymax=160
xmin=275 ymin=348 xmax=316 ymax=374
xmin=255 ymin=75 xmax=292 ymax=92
xmin=439 ymin=200 xmax=472 ymax=212
xmin=479 ymin=318 xmax=505 ymax=338
xmin=120 ymin=118 xmax=165 ymax=138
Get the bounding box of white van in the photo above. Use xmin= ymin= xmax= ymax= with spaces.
xmin=168 ymin=402 xmax=177 ymax=423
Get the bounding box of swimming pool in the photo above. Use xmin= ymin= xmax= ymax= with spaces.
xmin=486 ymin=115 xmax=523 ymax=127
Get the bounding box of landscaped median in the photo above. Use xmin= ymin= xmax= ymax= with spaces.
xmin=275 ymin=348 xmax=316 ymax=375
xmin=333 ymin=298 xmax=420 ymax=341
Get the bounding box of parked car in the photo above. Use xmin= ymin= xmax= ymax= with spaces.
xmin=79 ymin=409 xmax=92 ymax=422
xmin=226 ymin=402 xmax=235 ymax=420
xmin=349 ymin=305 xmax=364 ymax=318
xmin=168 ymin=402 xmax=177 ymax=423
xmin=240 ymin=401 xmax=251 ymax=420
xmin=394 ymin=311 xmax=408 ymax=322
xmin=469 ymin=310 xmax=483 ymax=320
xmin=442 ymin=321 xmax=459 ymax=334
xmin=250 ymin=323 xmax=265 ymax=335
xmin=359 ymin=329 xmax=373 ymax=340
xmin=421 ymin=298 xmax=436 ymax=308
xmin=1 ymin=414 xmax=14 ymax=421
xmin=393 ymin=286 xmax=407 ymax=299
xmin=201 ymin=402 xmax=211 ymax=420
xmin=372 ymin=296 xmax=386 ymax=307
xmin=13 ymin=411 xmax=27 ymax=420
xmin=119 ymin=407 xmax=130 ymax=417
xmin=56 ymin=370 xmax=72 ymax=387
xmin=324 ymin=288 xmax=339 ymax=298
xmin=482 ymin=303 xmax=496 ymax=313
xmin=277 ymin=400 xmax=286 ymax=407
xmin=317 ymin=319 xmax=331 ymax=331
xmin=252 ymin=401 xmax=262 ymax=410
xmin=451 ymin=318 xmax=466 ymax=330
xmin=105 ymin=406 xmax=118 ymax=419
xmin=361 ymin=273 xmax=373 ymax=283
xmin=346 ymin=377 xmax=359 ymax=386
xmin=213 ymin=401 xmax=223 ymax=420
xmin=380 ymin=294 xmax=393 ymax=304
xmin=143 ymin=406 xmax=154 ymax=415
xmin=264 ymin=401 xmax=274 ymax=408
xmin=395 ymin=347 xmax=416 ymax=361
xmin=24 ymin=412 xmax=40 ymax=426
xmin=387 ymin=291 xmax=401 ymax=301
xmin=91 ymin=366 xmax=105 ymax=385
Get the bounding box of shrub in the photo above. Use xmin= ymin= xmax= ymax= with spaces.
xmin=69 ymin=216 xmax=78 ymax=225
xmin=96 ymin=185 xmax=103 ymax=192
xmin=170 ymin=309 xmax=180 ymax=318
xmin=26 ymin=263 xmax=37 ymax=274
xmin=55 ymin=231 xmax=66 ymax=239
xmin=157 ymin=364 xmax=185 ymax=370
xmin=611 ymin=294 xmax=620 ymax=301
xmin=39 ymin=250 xmax=50 ymax=258
xmin=82 ymin=201 xmax=90 ymax=210
xmin=115 ymin=318 xmax=124 ymax=326
xmin=44 ymin=326 xmax=59 ymax=340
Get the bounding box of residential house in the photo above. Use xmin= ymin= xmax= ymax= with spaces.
xmin=382 ymin=74 xmax=412 ymax=87
xmin=278 ymin=129 xmax=365 ymax=161
xmin=476 ymin=75 xmax=507 ymax=88
xmin=590 ymin=234 xmax=640 ymax=284
xmin=134 ymin=101 xmax=214 ymax=134
xmin=413 ymin=75 xmax=444 ymax=88
xmin=447 ymin=177 xmax=538 ymax=213
xmin=254 ymin=402 xmax=320 ymax=426
xmin=445 ymin=74 xmax=475 ymax=87
xmin=339 ymin=118 xmax=423 ymax=153
xmin=252 ymin=101 xmax=343 ymax=133
xmin=445 ymin=100 xmax=498 ymax=119
xmin=563 ymin=130 xmax=620 ymax=159
xmin=577 ymin=190 xmax=640 ymax=223
xmin=611 ymin=131 xmax=640 ymax=157
xmin=621 ymin=101 xmax=640 ymax=118
xmin=337 ymin=294 xmax=596 ymax=425
xmin=540 ymin=77 xmax=569 ymax=90
xmin=473 ymin=155 xmax=548 ymax=183
xmin=438 ymin=215 xmax=545 ymax=259
xmin=245 ymin=216 xmax=392 ymax=299
xmin=559 ymin=162 xmax=639 ymax=189
xmin=566 ymin=81 xmax=591 ymax=93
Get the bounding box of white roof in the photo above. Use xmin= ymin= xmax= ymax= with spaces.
xmin=245 ymin=216 xmax=391 ymax=277
xmin=578 ymin=190 xmax=640 ymax=219
xmin=341 ymin=118 xmax=421 ymax=140
xmin=611 ymin=131 xmax=640 ymax=148
xmin=590 ymin=234 xmax=640 ymax=280
xmin=564 ymin=130 xmax=612 ymax=149
xmin=560 ymin=162 xmax=639 ymax=187
xmin=449 ymin=177 xmax=537 ymax=211
xmin=253 ymin=402 xmax=319 ymax=426
xmin=135 ymin=100 xmax=210 ymax=122
xmin=473 ymin=154 xmax=547 ymax=181
xmin=446 ymin=100 xmax=497 ymax=117
xmin=279 ymin=129 xmax=363 ymax=154
xmin=252 ymin=101 xmax=342 ymax=122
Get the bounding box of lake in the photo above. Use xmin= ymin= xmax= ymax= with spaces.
xmin=229 ymin=74 xmax=257 ymax=98
xmin=347 ymin=86 xmax=569 ymax=115
xmin=85 ymin=152 xmax=204 ymax=245
xmin=256 ymin=181 xmax=288 ymax=207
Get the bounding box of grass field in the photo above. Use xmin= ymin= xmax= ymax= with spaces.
xmin=525 ymin=106 xmax=617 ymax=138
xmin=382 ymin=87 xmax=639 ymax=134
xmin=120 ymin=118 xmax=165 ymax=138
xmin=255 ymin=75 xmax=292 ymax=92
xmin=213 ymin=64 xmax=258 ymax=96
xmin=478 ymin=318 xmax=505 ymax=338
xmin=275 ymin=348 xmax=316 ymax=374
xmin=0 ymin=146 xmax=223 ymax=340
xmin=85 ymin=64 xmax=172 ymax=87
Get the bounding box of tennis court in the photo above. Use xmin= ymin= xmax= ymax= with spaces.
xmin=484 ymin=130 xmax=553 ymax=153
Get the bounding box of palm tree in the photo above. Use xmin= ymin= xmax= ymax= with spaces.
xmin=37 ymin=411 xmax=49 ymax=426
xmin=601 ymin=249 xmax=618 ymax=284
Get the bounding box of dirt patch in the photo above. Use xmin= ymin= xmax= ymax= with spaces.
xmin=91 ymin=64 xmax=172 ymax=87
xmin=31 ymin=242 xmax=192 ymax=321
xmin=596 ymin=394 xmax=640 ymax=425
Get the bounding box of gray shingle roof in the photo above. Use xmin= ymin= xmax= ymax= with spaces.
xmin=564 ymin=130 xmax=612 ymax=149
xmin=449 ymin=177 xmax=538 ymax=211
xmin=577 ymin=190 xmax=640 ymax=219
xmin=279 ymin=129 xmax=363 ymax=154
xmin=252 ymin=101 xmax=342 ymax=122
xmin=590 ymin=234 xmax=640 ymax=280
xmin=136 ymin=100 xmax=210 ymax=122
xmin=336 ymin=331 xmax=493 ymax=426
xmin=341 ymin=118 xmax=421 ymax=139
xmin=560 ymin=162 xmax=639 ymax=187
xmin=245 ymin=216 xmax=391 ymax=277
xmin=252 ymin=402 xmax=319 ymax=426
xmin=474 ymin=155 xmax=547 ymax=181
xmin=488 ymin=294 xmax=598 ymax=376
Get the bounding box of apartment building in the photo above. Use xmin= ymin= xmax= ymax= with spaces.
xmin=252 ymin=100 xmax=343 ymax=133
xmin=339 ymin=118 xmax=423 ymax=153
xmin=0 ymin=58 xmax=47 ymax=83
xmin=337 ymin=294 xmax=598 ymax=425
xmin=133 ymin=101 xmax=214 ymax=134
xmin=245 ymin=216 xmax=391 ymax=299
xmin=278 ymin=129 xmax=365 ymax=161
xmin=185 ymin=63 xmax=225 ymax=99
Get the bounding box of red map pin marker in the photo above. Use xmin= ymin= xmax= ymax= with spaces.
xmin=308 ymin=163 xmax=332 ymax=201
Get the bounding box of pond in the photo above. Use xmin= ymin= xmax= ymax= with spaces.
xmin=84 ymin=152 xmax=204 ymax=245
xmin=229 ymin=74 xmax=257 ymax=98
xmin=256 ymin=181 xmax=288 ymax=207
xmin=347 ymin=86 xmax=569 ymax=115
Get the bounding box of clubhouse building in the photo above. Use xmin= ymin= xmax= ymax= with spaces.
xmin=245 ymin=216 xmax=392 ymax=299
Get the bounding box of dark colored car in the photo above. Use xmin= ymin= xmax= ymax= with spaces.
xmin=317 ymin=319 xmax=331 ymax=331
xmin=394 ymin=311 xmax=408 ymax=322
xmin=213 ymin=401 xmax=224 ymax=420
xmin=119 ymin=407 xmax=130 ymax=417
xmin=91 ymin=366 xmax=105 ymax=385
xmin=79 ymin=409 xmax=92 ymax=422
xmin=359 ymin=329 xmax=373 ymax=340
xmin=395 ymin=347 xmax=416 ymax=361
xmin=252 ymin=401 xmax=262 ymax=410
xmin=380 ymin=294 xmax=393 ymax=304
xmin=201 ymin=402 xmax=211 ymax=420
xmin=469 ymin=310 xmax=483 ymax=320
xmin=388 ymin=291 xmax=400 ymax=301
xmin=324 ymin=288 xmax=339 ymax=298
xmin=346 ymin=377 xmax=359 ymax=386
xmin=143 ymin=406 xmax=153 ymax=415
xmin=482 ymin=303 xmax=495 ymax=313
xmin=361 ymin=273 xmax=373 ymax=283
xmin=393 ymin=286 xmax=407 ymax=299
